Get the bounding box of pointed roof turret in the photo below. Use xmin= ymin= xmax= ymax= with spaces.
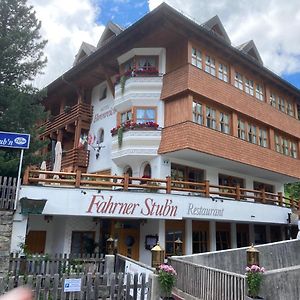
xmin=73 ymin=42 xmax=96 ymax=66
xmin=237 ymin=40 xmax=263 ymax=65
xmin=97 ymin=21 xmax=124 ymax=48
xmin=202 ymin=15 xmax=231 ymax=44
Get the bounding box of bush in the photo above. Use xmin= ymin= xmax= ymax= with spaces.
xmin=158 ymin=264 xmax=177 ymax=299
xmin=245 ymin=264 xmax=265 ymax=298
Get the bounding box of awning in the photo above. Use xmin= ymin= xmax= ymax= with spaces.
xmin=20 ymin=198 xmax=47 ymax=215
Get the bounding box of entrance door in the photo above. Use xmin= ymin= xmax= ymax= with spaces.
xmin=112 ymin=221 xmax=140 ymax=261
xmin=25 ymin=231 xmax=46 ymax=254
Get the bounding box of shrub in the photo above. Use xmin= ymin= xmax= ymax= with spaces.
xmin=158 ymin=264 xmax=177 ymax=299
xmin=245 ymin=264 xmax=265 ymax=298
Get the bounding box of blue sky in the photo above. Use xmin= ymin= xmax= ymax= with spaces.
xmin=31 ymin=0 xmax=300 ymax=90
xmin=96 ymin=0 xmax=300 ymax=89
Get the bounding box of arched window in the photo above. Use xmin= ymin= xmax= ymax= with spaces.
xmin=97 ymin=128 xmax=104 ymax=144
xmin=143 ymin=163 xmax=151 ymax=178
xmin=124 ymin=166 xmax=133 ymax=177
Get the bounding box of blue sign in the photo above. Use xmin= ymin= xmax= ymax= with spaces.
xmin=0 ymin=131 xmax=30 ymax=149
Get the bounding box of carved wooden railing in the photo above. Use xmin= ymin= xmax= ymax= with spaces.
xmin=61 ymin=148 xmax=90 ymax=169
xmin=41 ymin=103 xmax=93 ymax=137
xmin=22 ymin=169 xmax=299 ymax=209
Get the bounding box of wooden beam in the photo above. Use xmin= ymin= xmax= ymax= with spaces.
xmin=105 ymin=72 xmax=115 ymax=98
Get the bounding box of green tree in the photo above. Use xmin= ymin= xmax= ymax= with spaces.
xmin=285 ymin=182 xmax=300 ymax=200
xmin=0 ymin=0 xmax=47 ymax=177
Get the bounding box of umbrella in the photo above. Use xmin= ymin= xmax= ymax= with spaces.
xmin=53 ymin=141 xmax=62 ymax=179
xmin=38 ymin=161 xmax=47 ymax=184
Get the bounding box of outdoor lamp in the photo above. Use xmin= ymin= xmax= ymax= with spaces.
xmin=151 ymin=243 xmax=165 ymax=271
xmin=106 ymin=237 xmax=115 ymax=255
xmin=174 ymin=238 xmax=183 ymax=256
xmin=246 ymin=244 xmax=260 ymax=266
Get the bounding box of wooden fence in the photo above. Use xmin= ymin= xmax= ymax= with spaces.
xmin=169 ymin=257 xmax=246 ymax=300
xmin=0 ymin=272 xmax=151 ymax=300
xmin=23 ymin=168 xmax=299 ymax=210
xmin=0 ymin=176 xmax=17 ymax=210
xmin=9 ymin=253 xmax=105 ymax=276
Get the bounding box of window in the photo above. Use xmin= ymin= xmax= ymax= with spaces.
xmin=218 ymin=63 xmax=228 ymax=82
xmin=124 ymin=58 xmax=134 ymax=72
xmin=236 ymin=224 xmax=249 ymax=248
xmin=121 ymin=110 xmax=132 ymax=124
xmin=275 ymin=135 xmax=281 ymax=153
xmin=71 ymin=231 xmax=95 ymax=254
xmin=192 ymin=221 xmax=209 ymax=253
xmin=255 ymin=84 xmax=264 ymax=101
xmin=97 ymin=128 xmax=104 ymax=144
xmin=290 ymin=142 xmax=297 ymax=158
xmin=248 ymin=124 xmax=257 ymax=144
xmin=193 ymin=102 xmax=203 ymax=124
xmin=219 ymin=112 xmax=230 ymax=134
xmin=245 ymin=78 xmax=254 ymax=96
xmin=270 ymin=93 xmax=276 ymax=107
xmin=287 ymin=102 xmax=294 ymax=117
xmin=238 ymin=119 xmax=246 ymax=140
xmin=136 ymin=108 xmax=156 ymax=123
xmin=234 ymin=72 xmax=243 ymax=90
xmin=205 ymin=55 xmax=216 ymax=76
xmin=278 ymin=97 xmax=285 ymax=112
xmin=253 ymin=181 xmax=274 ymax=193
xmin=206 ymin=106 xmax=216 ymax=129
xmin=219 ymin=174 xmax=245 ymax=188
xmin=137 ymin=56 xmax=156 ymax=71
xmin=282 ymin=138 xmax=289 ymax=155
xmin=216 ymin=223 xmax=230 ymax=251
xmin=143 ymin=163 xmax=151 ymax=178
xmin=191 ymin=48 xmax=202 ymax=69
xmin=165 ymin=221 xmax=185 ymax=257
xmin=258 ymin=128 xmax=268 ymax=148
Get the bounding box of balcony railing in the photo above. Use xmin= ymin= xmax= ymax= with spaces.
xmin=22 ymin=169 xmax=299 ymax=210
xmin=41 ymin=103 xmax=93 ymax=137
xmin=61 ymin=148 xmax=90 ymax=169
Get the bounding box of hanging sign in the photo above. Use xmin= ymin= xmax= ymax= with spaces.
xmin=0 ymin=131 xmax=30 ymax=149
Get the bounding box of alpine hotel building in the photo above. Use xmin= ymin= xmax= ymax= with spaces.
xmin=11 ymin=3 xmax=300 ymax=265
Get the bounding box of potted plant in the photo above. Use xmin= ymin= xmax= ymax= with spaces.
xmin=158 ymin=264 xmax=177 ymax=300
xmin=245 ymin=264 xmax=265 ymax=299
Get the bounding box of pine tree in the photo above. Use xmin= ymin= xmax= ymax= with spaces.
xmin=0 ymin=0 xmax=48 ymax=177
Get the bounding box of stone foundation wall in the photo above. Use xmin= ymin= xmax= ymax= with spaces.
xmin=0 ymin=211 xmax=14 ymax=277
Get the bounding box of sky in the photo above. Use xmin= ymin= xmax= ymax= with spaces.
xmin=28 ymin=0 xmax=300 ymax=90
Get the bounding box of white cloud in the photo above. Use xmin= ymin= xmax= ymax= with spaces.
xmin=29 ymin=0 xmax=105 ymax=88
xmin=148 ymin=0 xmax=300 ymax=76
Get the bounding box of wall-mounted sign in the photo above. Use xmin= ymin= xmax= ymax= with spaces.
xmin=64 ymin=278 xmax=81 ymax=292
xmin=0 ymin=131 xmax=30 ymax=149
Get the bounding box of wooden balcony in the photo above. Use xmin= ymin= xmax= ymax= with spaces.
xmin=23 ymin=169 xmax=299 ymax=210
xmin=41 ymin=103 xmax=93 ymax=138
xmin=61 ymin=148 xmax=90 ymax=170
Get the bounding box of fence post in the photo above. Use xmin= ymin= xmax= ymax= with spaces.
xmin=148 ymin=273 xmax=161 ymax=300
xmin=166 ymin=176 xmax=171 ymax=194
xmin=290 ymin=196 xmax=294 ymax=208
xmin=123 ymin=173 xmax=129 ymax=191
xmin=75 ymin=170 xmax=82 ymax=188
xmin=104 ymin=255 xmax=115 ymax=275
xmin=261 ymin=189 xmax=266 ymax=204
xmin=204 ymin=180 xmax=210 ymax=197
xmin=278 ymin=192 xmax=283 ymax=206
xmin=236 ymin=184 xmax=240 ymax=200
xmin=23 ymin=167 xmax=30 ymax=185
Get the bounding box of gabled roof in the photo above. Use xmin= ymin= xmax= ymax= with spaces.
xmin=73 ymin=42 xmax=96 ymax=66
xmin=97 ymin=21 xmax=124 ymax=48
xmin=237 ymin=40 xmax=263 ymax=65
xmin=202 ymin=15 xmax=231 ymax=44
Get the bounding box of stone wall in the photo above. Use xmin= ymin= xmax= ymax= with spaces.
xmin=0 ymin=211 xmax=14 ymax=277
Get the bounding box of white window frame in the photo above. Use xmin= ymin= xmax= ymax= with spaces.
xmin=258 ymin=128 xmax=267 ymax=148
xmin=248 ymin=124 xmax=257 ymax=144
xmin=193 ymin=101 xmax=203 ymax=125
xmin=290 ymin=142 xmax=297 ymax=158
xmin=206 ymin=106 xmax=216 ymax=129
xmin=270 ymin=93 xmax=276 ymax=107
xmin=192 ymin=48 xmax=202 ymax=69
xmin=278 ymin=97 xmax=285 ymax=112
xmin=287 ymin=102 xmax=294 ymax=117
xmin=218 ymin=63 xmax=228 ymax=82
xmin=238 ymin=119 xmax=246 ymax=140
xmin=255 ymin=84 xmax=264 ymax=101
xmin=234 ymin=72 xmax=243 ymax=90
xmin=219 ymin=112 xmax=230 ymax=134
xmin=205 ymin=55 xmax=216 ymax=76
xmin=245 ymin=78 xmax=254 ymax=96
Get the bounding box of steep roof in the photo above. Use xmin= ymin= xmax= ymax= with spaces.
xmin=237 ymin=40 xmax=263 ymax=65
xmin=202 ymin=15 xmax=231 ymax=44
xmin=97 ymin=21 xmax=124 ymax=48
xmin=73 ymin=42 xmax=96 ymax=66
